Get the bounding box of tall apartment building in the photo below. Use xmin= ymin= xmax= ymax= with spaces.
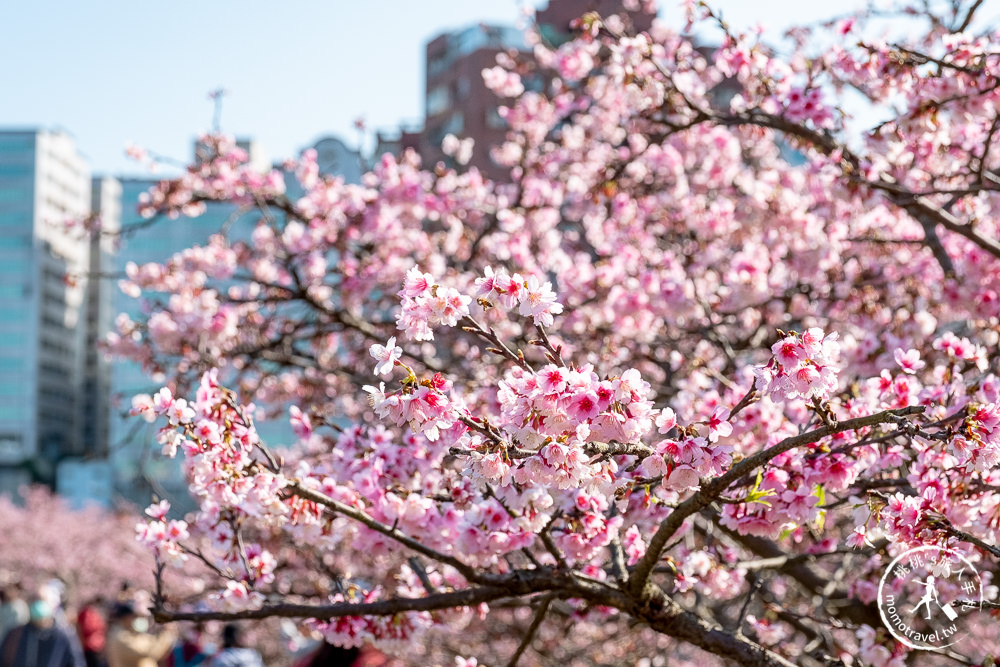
xmin=0 ymin=129 xmax=116 ymax=497
xmin=84 ymin=177 xmax=121 ymax=459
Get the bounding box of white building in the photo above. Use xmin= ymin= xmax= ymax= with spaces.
xmin=0 ymin=129 xmax=114 ymax=497
xmin=0 ymin=130 xmax=360 ymax=505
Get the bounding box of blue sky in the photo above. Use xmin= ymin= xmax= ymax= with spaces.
xmin=0 ymin=1 xmax=868 ymax=177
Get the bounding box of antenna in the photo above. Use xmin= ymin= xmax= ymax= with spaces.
xmin=208 ymin=87 xmax=227 ymax=133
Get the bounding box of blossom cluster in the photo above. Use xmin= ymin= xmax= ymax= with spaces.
xmin=754 ymin=328 xmax=841 ymax=402
xmin=396 ymin=267 xmax=472 ymax=341
xmin=475 ymin=266 xmax=564 ymax=327
xmin=137 ymin=135 xmax=286 ymax=219
xmin=131 ymin=371 xmax=283 ymax=603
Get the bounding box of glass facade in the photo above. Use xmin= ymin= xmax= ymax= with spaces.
xmin=0 ymin=130 xmax=93 ymax=495
xmin=0 ymin=131 xmax=360 ymax=506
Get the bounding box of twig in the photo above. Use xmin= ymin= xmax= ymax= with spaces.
xmin=934 ymin=521 xmax=1000 ymax=559
xmin=155 ymin=584 xmax=535 ymax=623
xmin=505 ymin=594 xmax=555 ymax=667
xmin=734 ymin=577 xmax=763 ymax=632
xmin=532 ymin=325 xmax=566 ymax=367
xmin=539 ymin=517 xmax=569 ymax=570
xmin=407 ymin=557 xmax=440 ymax=595
xmin=461 ymin=315 xmax=534 ymax=372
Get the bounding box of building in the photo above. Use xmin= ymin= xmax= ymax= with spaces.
xmin=536 ymin=0 xmax=655 ymax=45
xmin=421 ymin=23 xmax=527 ymax=177
xmin=310 ymin=136 xmax=365 ymax=184
xmin=373 ymin=126 xmax=423 ymax=167
xmin=83 ymin=177 xmax=121 ymax=459
xmin=0 ymin=129 xmax=113 ymax=497
xmin=393 ymin=1 xmax=654 ymax=179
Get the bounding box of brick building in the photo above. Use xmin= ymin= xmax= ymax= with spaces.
xmin=415 ymin=1 xmax=656 ymax=179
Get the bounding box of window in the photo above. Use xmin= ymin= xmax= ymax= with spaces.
xmin=427 ymin=113 xmax=466 ymax=148
xmin=443 ymin=112 xmax=464 ymax=135
xmin=426 ymin=85 xmax=451 ymax=116
xmin=486 ymin=107 xmax=506 ymax=130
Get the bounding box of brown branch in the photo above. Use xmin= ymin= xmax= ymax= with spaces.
xmin=611 ymin=585 xmax=800 ymax=667
xmin=707 ymin=109 xmax=1000 ymax=264
xmin=532 ymin=324 xmax=566 ymax=367
xmin=734 ymin=549 xmax=859 ymax=573
xmin=933 ymin=519 xmax=1000 ymax=559
xmin=539 ymin=516 xmax=569 ymax=570
xmin=461 ymin=315 xmax=534 ymax=372
xmin=407 ymin=557 xmax=440 ymax=595
xmin=505 ymin=594 xmax=554 ymax=667
xmin=584 ymin=440 xmax=656 ymax=459
xmin=628 ymin=405 xmax=926 ymax=599
xmin=154 ymin=585 xmax=528 ymax=623
xmin=286 ymin=482 xmax=483 ymax=583
xmin=957 ymin=0 xmax=986 ymax=32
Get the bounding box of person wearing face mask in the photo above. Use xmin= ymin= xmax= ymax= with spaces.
xmin=104 ymin=601 xmax=176 ymax=667
xmin=0 ymin=590 xmax=85 ymax=667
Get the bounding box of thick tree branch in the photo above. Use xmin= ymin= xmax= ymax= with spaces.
xmin=628 ymin=406 xmax=925 ymax=598
xmin=153 ymin=584 xmax=534 ymax=623
xmin=707 ymin=109 xmax=1000 ymax=265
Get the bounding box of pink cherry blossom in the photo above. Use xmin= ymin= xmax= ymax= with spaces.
xmin=369 ymin=336 xmax=402 ymax=377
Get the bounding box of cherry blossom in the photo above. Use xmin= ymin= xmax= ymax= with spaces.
xmin=370 ymin=337 xmax=403 ymax=377
xmin=106 ymin=2 xmax=1000 ymax=665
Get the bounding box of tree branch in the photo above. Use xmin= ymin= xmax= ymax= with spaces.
xmin=628 ymin=406 xmax=925 ymax=598
xmin=286 ymin=482 xmax=484 ymax=583
xmin=154 ymin=585 xmax=529 ymax=623
xmin=707 ymin=109 xmax=1000 ymax=264
xmin=505 ymin=594 xmax=554 ymax=667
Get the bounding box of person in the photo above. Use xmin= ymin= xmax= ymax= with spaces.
xmin=39 ymin=579 xmax=87 ymax=665
xmin=296 ymin=642 xmax=387 ymax=667
xmin=0 ymin=590 xmax=85 ymax=667
xmin=208 ymin=625 xmax=262 ymax=667
xmin=0 ymin=584 xmax=28 ymax=644
xmin=295 ymin=643 xmax=358 ymax=667
xmin=76 ymin=596 xmax=107 ymax=667
xmin=104 ymin=601 xmax=175 ymax=667
xmin=164 ymin=623 xmax=211 ymax=667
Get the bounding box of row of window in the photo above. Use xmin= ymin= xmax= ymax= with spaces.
xmin=427 ymin=25 xmax=525 ymax=77
xmin=426 ymin=78 xmax=472 ymax=117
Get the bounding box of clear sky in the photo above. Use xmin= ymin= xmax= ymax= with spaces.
xmin=0 ymin=1 xmax=868 ymax=178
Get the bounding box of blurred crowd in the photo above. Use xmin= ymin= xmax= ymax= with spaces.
xmin=0 ymin=581 xmax=385 ymax=667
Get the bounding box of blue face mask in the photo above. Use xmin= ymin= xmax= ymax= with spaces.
xmin=29 ymin=600 xmax=53 ymax=623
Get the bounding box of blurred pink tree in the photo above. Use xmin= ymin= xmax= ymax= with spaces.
xmin=0 ymin=487 xmax=154 ymax=604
